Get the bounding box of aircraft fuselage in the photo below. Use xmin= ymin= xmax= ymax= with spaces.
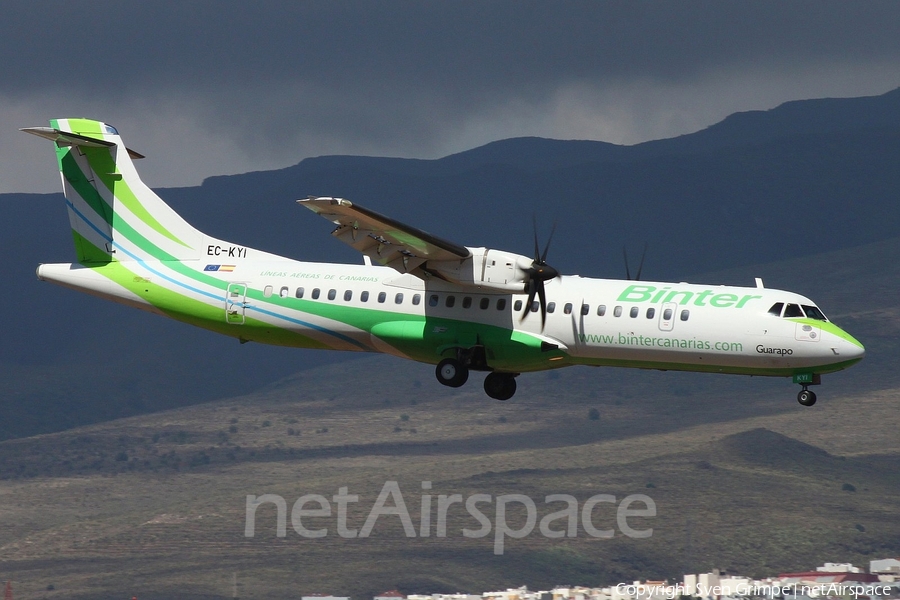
xmin=37 ymin=255 xmax=864 ymax=379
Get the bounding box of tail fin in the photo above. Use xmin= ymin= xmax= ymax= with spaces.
xmin=22 ymin=118 xmax=201 ymax=263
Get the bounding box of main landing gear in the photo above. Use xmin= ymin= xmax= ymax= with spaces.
xmin=483 ymin=372 xmax=517 ymax=401
xmin=434 ymin=357 xmax=519 ymax=400
xmin=435 ymin=358 xmax=469 ymax=388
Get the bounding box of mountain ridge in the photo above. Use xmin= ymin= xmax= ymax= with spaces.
xmin=2 ymin=88 xmax=898 ymax=439
xmin=195 ymin=87 xmax=900 ymax=182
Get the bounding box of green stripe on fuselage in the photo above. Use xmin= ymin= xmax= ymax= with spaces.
xmin=569 ymin=354 xmax=863 ymax=377
xmin=89 ymin=261 xmax=331 ymax=349
xmin=788 ymin=318 xmax=865 ymax=349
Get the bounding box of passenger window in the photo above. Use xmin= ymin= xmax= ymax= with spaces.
xmin=312 ymin=288 xmax=320 ymax=300
xmin=783 ymin=304 xmax=804 ymax=318
xmin=280 ymin=286 xmax=289 ymax=298
xmin=531 ymin=301 xmax=540 ymax=313
xmin=802 ymin=305 xmax=827 ymax=321
xmin=429 ymin=294 xmax=439 ymax=307
xmin=377 ymin=291 xmax=386 ymax=303
xmin=768 ymin=302 xmax=784 ymax=317
xmin=480 ymin=298 xmax=489 ymax=310
xmin=597 ymin=305 xmax=607 ymax=317
xmin=581 ymin=304 xmax=590 ymax=316
xmin=263 ymin=285 xmax=273 ymax=297
xmin=629 ymin=306 xmax=639 ymax=318
xmin=663 ymin=308 xmax=673 ymax=320
xmin=614 ymin=306 xmax=623 ymax=317
xmin=395 ymin=293 xmax=404 ymax=304
xmin=680 ymin=309 xmax=690 ymax=321
xmin=412 ymin=294 xmax=421 ymax=306
xmin=564 ymin=303 xmax=573 ymax=315
xmin=462 ymin=297 xmax=472 ymax=309
xmin=547 ymin=302 xmax=556 ymax=314
xmin=514 ymin=300 xmax=522 ymax=311
xmin=327 ymin=289 xmax=336 ymax=301
xmin=646 ymin=307 xmax=655 ymax=319
xmin=344 ymin=290 xmax=352 ymax=301
xmin=295 ymin=287 xmax=305 ymax=299
xmin=361 ymin=291 xmax=369 ymax=302
xmin=497 ymin=298 xmax=507 ymax=311
xmin=446 ymin=296 xmax=456 ymax=308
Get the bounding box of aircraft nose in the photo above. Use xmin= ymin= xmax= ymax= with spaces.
xmin=839 ymin=334 xmax=865 ymax=361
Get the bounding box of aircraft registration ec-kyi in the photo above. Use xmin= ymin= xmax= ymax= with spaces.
xmin=24 ymin=119 xmax=865 ymax=405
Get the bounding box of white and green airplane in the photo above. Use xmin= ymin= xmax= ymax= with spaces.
xmin=24 ymin=119 xmax=865 ymax=405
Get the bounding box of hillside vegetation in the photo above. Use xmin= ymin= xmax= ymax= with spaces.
xmin=0 ymin=349 xmax=897 ymax=599
xmin=2 ymin=233 xmax=899 ymax=598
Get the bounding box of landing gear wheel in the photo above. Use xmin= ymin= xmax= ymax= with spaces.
xmin=797 ymin=389 xmax=817 ymax=406
xmin=484 ymin=372 xmax=517 ymax=401
xmin=436 ymin=358 xmax=468 ymax=388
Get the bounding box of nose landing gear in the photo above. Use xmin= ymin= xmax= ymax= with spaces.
xmin=795 ymin=373 xmax=821 ymax=406
xmin=797 ymin=387 xmax=817 ymax=406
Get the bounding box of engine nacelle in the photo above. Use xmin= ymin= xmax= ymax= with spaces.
xmin=425 ymin=247 xmax=533 ymax=293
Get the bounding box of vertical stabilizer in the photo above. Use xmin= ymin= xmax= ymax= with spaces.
xmin=22 ymin=119 xmax=201 ymax=263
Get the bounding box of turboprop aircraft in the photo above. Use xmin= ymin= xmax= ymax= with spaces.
xmin=24 ymin=119 xmax=865 ymax=405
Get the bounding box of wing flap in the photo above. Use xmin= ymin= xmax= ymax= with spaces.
xmin=298 ymin=197 xmax=471 ymax=270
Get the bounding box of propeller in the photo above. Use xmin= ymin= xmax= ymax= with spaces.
xmin=521 ymin=217 xmax=560 ymax=329
xmin=623 ymin=243 xmax=648 ymax=281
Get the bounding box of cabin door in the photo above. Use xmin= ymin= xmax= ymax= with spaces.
xmin=225 ymin=283 xmax=247 ymax=324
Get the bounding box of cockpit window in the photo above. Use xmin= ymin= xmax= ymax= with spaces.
xmin=802 ymin=305 xmax=828 ymax=321
xmin=768 ymin=302 xmax=784 ymax=317
xmin=783 ymin=303 xmax=804 ymax=318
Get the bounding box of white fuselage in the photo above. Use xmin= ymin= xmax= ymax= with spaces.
xmin=38 ymin=255 xmax=864 ymax=377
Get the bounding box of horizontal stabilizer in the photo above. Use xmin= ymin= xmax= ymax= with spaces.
xmin=21 ymin=127 xmax=145 ymax=159
xmin=21 ymin=127 xmax=114 ymax=148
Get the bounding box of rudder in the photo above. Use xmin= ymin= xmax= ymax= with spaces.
xmin=23 ymin=119 xmax=202 ymax=264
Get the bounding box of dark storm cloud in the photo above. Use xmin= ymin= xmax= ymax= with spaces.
xmin=4 ymin=2 xmax=899 ymax=99
xmin=3 ymin=2 xmax=900 ymax=193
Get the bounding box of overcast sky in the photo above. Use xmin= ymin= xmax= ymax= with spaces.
xmin=2 ymin=1 xmax=899 ymax=194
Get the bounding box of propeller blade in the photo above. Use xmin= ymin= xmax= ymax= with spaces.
xmin=540 ymin=221 xmax=557 ymax=263
xmin=537 ymin=279 xmax=548 ymax=328
xmin=635 ymin=242 xmax=648 ymax=282
xmin=521 ymin=279 xmax=537 ymax=322
xmin=623 ymin=244 xmax=648 ymax=280
xmin=522 ymin=217 xmax=561 ymax=330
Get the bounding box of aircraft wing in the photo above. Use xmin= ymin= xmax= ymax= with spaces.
xmin=298 ymin=197 xmax=471 ymax=272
